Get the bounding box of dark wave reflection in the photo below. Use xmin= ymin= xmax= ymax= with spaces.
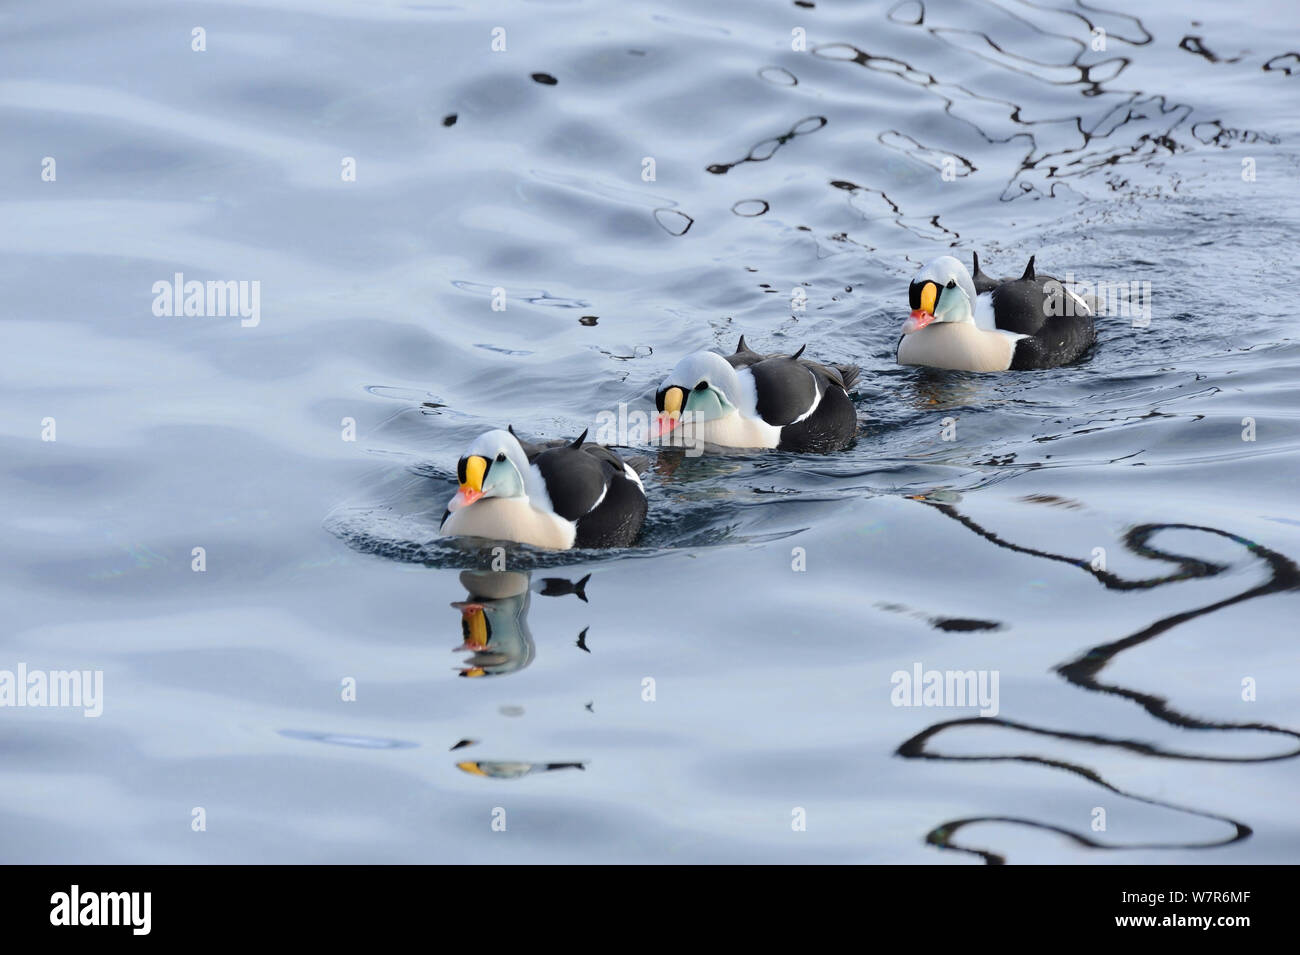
xmin=899 ymin=501 xmax=1300 ymax=864
xmin=812 ymin=1 xmax=1277 ymax=203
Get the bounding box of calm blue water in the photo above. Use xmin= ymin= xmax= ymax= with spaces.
xmin=3 ymin=0 xmax=1299 ymax=863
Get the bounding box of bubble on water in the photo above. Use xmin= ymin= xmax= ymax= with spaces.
xmin=653 ymin=208 xmax=693 ymax=236
xmin=758 ymin=66 xmax=798 ymax=86
xmin=888 ymin=0 xmax=924 ymax=26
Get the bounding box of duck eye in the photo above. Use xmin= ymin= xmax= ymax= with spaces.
xmin=495 ymin=452 xmax=506 ymax=463
xmin=946 ymin=279 xmax=956 ymax=289
xmin=695 ymin=381 xmax=708 ymax=391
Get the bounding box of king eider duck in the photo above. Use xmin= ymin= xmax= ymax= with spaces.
xmin=898 ymin=253 xmax=1096 ymax=371
xmin=653 ymin=337 xmax=860 ymax=453
xmin=439 ymin=427 xmax=647 ymax=550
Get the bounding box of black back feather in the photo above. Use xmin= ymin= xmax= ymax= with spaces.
xmin=971 ymin=252 xmax=998 ymax=294
xmin=532 ymin=442 xmax=613 ymax=521
xmin=729 ymin=335 xmax=764 ymax=368
xmin=747 ymin=357 xmax=818 ymax=426
xmin=725 ymin=340 xmax=859 ymax=409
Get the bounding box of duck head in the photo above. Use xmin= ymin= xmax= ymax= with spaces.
xmin=904 ymin=255 xmax=978 ymax=334
xmin=448 ymin=429 xmax=531 ymax=512
xmin=653 ymin=350 xmax=741 ymax=437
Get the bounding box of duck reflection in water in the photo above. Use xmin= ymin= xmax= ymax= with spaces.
xmin=456 ymin=760 xmax=585 ymax=779
xmin=452 ymin=569 xmax=591 ymax=677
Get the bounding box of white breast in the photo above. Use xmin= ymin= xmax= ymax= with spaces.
xmin=441 ymin=498 xmax=576 ymax=550
xmin=695 ymin=410 xmax=783 ymax=449
xmin=897 ymin=323 xmax=1023 ymax=372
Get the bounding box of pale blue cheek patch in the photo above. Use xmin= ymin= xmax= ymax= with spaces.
xmin=686 ymin=388 xmax=731 ymax=421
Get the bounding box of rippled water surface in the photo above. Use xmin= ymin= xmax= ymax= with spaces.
xmin=4 ymin=0 xmax=1300 ymax=863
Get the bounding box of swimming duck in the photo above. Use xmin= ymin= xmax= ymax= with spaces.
xmin=898 ymin=253 xmax=1095 ymax=371
xmin=439 ymin=428 xmax=647 ymax=549
xmin=653 ymin=337 xmax=860 ymax=452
